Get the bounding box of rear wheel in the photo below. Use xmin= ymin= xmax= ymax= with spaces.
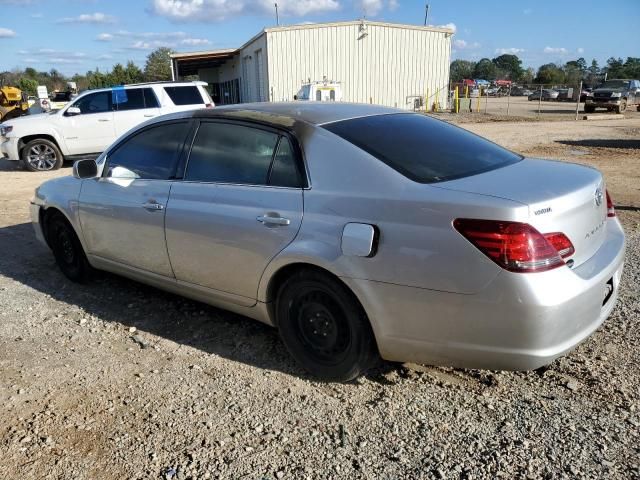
xmin=615 ymin=100 xmax=627 ymax=114
xmin=276 ymin=270 xmax=378 ymax=381
xmin=47 ymin=213 xmax=92 ymax=282
xmin=21 ymin=138 xmax=63 ymax=172
xmin=584 ymin=105 xmax=596 ymax=113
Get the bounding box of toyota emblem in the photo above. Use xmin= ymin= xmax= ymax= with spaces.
xmin=594 ymin=187 xmax=603 ymax=207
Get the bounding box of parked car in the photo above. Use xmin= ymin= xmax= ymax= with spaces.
xmin=30 ymin=103 xmax=626 ymax=381
xmin=585 ymin=79 xmax=640 ymax=113
xmin=510 ymin=87 xmax=532 ymax=96
xmin=528 ymin=89 xmax=559 ymax=101
xmin=0 ymin=81 xmax=214 ymax=171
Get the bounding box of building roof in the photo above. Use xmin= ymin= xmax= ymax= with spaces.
xmin=170 ymin=19 xmax=455 ymax=62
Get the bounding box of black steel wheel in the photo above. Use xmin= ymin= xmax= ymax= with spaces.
xmin=47 ymin=213 xmax=92 ymax=282
xmin=276 ymin=269 xmax=378 ymax=381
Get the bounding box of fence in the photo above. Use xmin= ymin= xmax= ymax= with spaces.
xmin=441 ymin=83 xmax=591 ymax=120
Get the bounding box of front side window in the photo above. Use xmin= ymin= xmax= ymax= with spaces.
xmin=106 ymin=122 xmax=190 ymax=180
xmin=164 ymin=86 xmax=204 ymax=106
xmin=72 ymin=92 xmax=111 ymax=114
xmin=186 ymin=122 xmax=280 ymax=185
xmin=323 ymin=113 xmax=522 ymax=184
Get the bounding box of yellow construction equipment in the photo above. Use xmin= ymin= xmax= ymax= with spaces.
xmin=0 ymin=85 xmax=29 ymax=122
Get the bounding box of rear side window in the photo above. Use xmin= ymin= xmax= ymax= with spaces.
xmin=164 ymin=86 xmax=204 ymax=106
xmin=113 ymin=88 xmax=159 ymax=111
xmin=186 ymin=122 xmax=279 ymax=185
xmin=106 ymin=122 xmax=190 ymax=180
xmin=269 ymin=138 xmax=301 ymax=188
xmin=323 ymin=114 xmax=522 ymax=183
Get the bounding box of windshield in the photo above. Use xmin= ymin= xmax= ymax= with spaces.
xmin=600 ymin=80 xmax=630 ymax=89
xmin=296 ymin=85 xmax=311 ymax=100
xmin=323 ymin=113 xmax=522 ymax=184
xmin=52 ymin=92 xmax=72 ymax=101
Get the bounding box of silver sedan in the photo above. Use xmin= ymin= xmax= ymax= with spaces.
xmin=30 ymin=103 xmax=626 ymax=381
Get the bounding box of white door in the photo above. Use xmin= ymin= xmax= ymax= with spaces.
xmin=255 ymin=49 xmax=265 ymax=102
xmin=62 ymin=91 xmax=115 ymax=155
xmin=113 ymin=87 xmax=161 ymax=137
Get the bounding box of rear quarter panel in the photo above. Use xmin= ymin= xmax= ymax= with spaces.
xmin=260 ymin=125 xmax=528 ymax=299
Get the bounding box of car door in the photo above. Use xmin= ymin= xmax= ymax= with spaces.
xmin=79 ymin=120 xmax=192 ymax=277
xmin=113 ymin=87 xmax=161 ymax=137
xmin=165 ymin=120 xmax=304 ymax=304
xmin=62 ymin=91 xmax=116 ymax=155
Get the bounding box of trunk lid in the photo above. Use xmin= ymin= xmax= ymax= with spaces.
xmin=434 ymin=158 xmax=608 ymax=268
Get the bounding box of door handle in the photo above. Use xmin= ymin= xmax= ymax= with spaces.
xmin=98 ymin=119 xmax=110 ymax=122
xmin=143 ymin=114 xmax=156 ymax=118
xmin=257 ymin=215 xmax=290 ymax=226
xmin=143 ymin=201 xmax=164 ymax=211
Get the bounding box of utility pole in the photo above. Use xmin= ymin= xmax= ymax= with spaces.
xmin=275 ymin=3 xmax=279 ymax=26
xmin=424 ymin=4 xmax=430 ymax=26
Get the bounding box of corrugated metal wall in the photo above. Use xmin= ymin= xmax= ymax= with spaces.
xmin=266 ymin=22 xmax=451 ymax=109
xmin=239 ymin=34 xmax=268 ymax=103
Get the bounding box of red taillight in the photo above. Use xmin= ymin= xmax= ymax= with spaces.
xmin=453 ymin=219 xmax=570 ymax=273
xmin=606 ymin=189 xmax=615 ymax=218
xmin=543 ymin=232 xmax=575 ymax=258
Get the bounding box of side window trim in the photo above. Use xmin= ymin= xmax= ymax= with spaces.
xmin=102 ymin=119 xmax=194 ymax=180
xmin=180 ymin=118 xmax=309 ymax=188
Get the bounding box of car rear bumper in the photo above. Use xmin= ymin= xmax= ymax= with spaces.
xmin=0 ymin=136 xmax=20 ymax=161
xmin=345 ymin=218 xmax=626 ymax=370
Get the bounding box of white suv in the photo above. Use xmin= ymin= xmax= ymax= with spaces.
xmin=0 ymin=81 xmax=213 ymax=171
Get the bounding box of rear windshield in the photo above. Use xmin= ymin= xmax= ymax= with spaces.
xmin=164 ymin=86 xmax=204 ymax=106
xmin=323 ymin=113 xmax=522 ymax=183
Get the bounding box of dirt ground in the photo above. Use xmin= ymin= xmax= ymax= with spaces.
xmin=0 ymin=117 xmax=639 ymax=480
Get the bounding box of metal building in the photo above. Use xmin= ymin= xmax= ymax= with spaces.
xmin=171 ymin=20 xmax=453 ymax=110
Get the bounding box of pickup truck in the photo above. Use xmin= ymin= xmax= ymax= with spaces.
xmin=584 ymin=79 xmax=640 ymax=113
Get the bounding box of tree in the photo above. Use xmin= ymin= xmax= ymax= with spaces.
xmin=472 ymin=58 xmax=497 ymax=80
xmin=449 ymin=60 xmax=476 ymax=83
xmin=18 ymin=77 xmax=38 ymax=96
xmin=535 ymin=63 xmax=565 ymax=85
xmin=144 ymin=47 xmax=174 ymax=82
xmin=109 ymin=63 xmax=128 ymax=86
xmin=521 ymin=67 xmax=535 ymax=84
xmin=125 ymin=61 xmax=144 ymax=84
xmin=563 ymin=61 xmax=583 ymax=85
xmin=492 ymin=54 xmax=523 ymax=81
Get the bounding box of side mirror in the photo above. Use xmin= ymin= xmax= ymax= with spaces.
xmin=66 ymin=106 xmax=81 ymax=116
xmin=73 ymin=159 xmax=98 ymax=179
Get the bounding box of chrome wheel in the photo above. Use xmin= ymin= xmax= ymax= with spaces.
xmin=27 ymin=144 xmax=58 ymax=171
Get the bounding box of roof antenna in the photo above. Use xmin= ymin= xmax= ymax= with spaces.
xmin=424 ymin=3 xmax=430 ymax=26
xmin=275 ymin=2 xmax=279 ymax=26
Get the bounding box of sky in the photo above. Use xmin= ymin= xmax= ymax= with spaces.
xmin=0 ymin=0 xmax=638 ymax=76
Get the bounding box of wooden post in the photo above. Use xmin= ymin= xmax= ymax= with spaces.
xmin=575 ymin=80 xmax=582 ymax=120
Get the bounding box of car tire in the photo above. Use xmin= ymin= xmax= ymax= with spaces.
xmin=615 ymin=100 xmax=627 ymax=114
xmin=584 ymin=105 xmax=595 ymax=113
xmin=276 ymin=269 xmax=378 ymax=381
xmin=47 ymin=213 xmax=92 ymax=283
xmin=21 ymin=138 xmax=63 ymax=172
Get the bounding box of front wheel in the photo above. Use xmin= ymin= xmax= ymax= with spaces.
xmin=615 ymin=100 xmax=627 ymax=114
xmin=47 ymin=213 xmax=92 ymax=282
xmin=276 ymin=270 xmax=378 ymax=381
xmin=21 ymin=139 xmax=63 ymax=172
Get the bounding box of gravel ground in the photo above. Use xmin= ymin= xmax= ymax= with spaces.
xmin=0 ymin=120 xmax=639 ymax=479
